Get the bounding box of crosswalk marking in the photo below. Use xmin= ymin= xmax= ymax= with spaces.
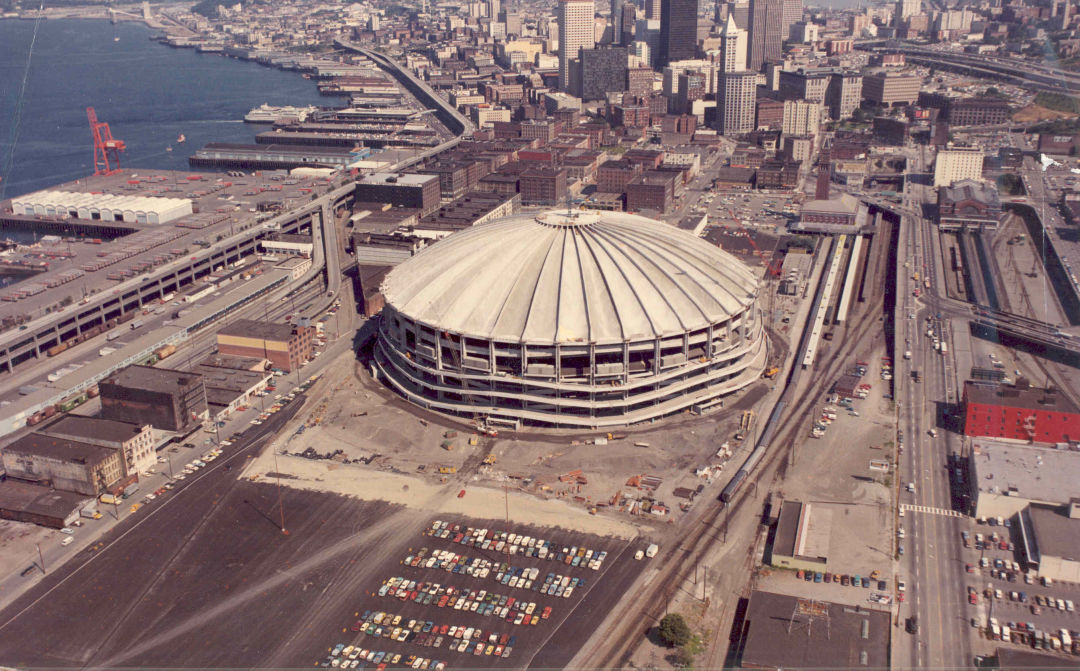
xmin=900 ymin=504 xmax=968 ymax=518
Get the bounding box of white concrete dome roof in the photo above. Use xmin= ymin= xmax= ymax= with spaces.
xmin=381 ymin=210 xmax=758 ymax=344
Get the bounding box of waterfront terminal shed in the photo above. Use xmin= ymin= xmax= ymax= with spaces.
xmin=10 ymin=190 xmax=193 ymax=226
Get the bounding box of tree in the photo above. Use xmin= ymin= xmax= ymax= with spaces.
xmin=659 ymin=613 xmax=692 ymax=647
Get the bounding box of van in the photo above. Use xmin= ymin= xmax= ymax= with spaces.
xmin=645 ymin=543 xmax=659 ymax=558
xmin=61 ymin=537 xmax=74 ymax=546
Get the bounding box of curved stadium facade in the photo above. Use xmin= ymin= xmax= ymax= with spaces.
xmin=374 ymin=210 xmax=767 ymax=428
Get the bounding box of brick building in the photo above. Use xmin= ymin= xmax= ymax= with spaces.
xmin=100 ymin=366 xmax=208 ymax=434
xmin=963 ymin=380 xmax=1080 ymax=444
xmin=519 ymin=167 xmax=568 ymax=205
xmin=597 ymin=160 xmax=641 ymax=192
xmin=216 ymin=319 xmax=315 ymax=373
xmin=938 ymin=179 xmax=1001 ymax=231
xmin=625 ymin=171 xmax=674 ymax=212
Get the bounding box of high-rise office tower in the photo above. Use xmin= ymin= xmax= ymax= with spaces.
xmin=747 ymin=0 xmax=783 ymax=71
xmin=558 ymin=0 xmax=596 ymax=93
xmin=646 ymin=0 xmax=661 ymax=20
xmin=895 ymin=0 xmax=920 ymax=22
xmin=718 ymin=14 xmax=746 ymax=72
xmin=716 ymin=16 xmax=755 ymax=135
xmin=782 ymin=0 xmax=801 ymax=32
xmin=658 ymin=0 xmax=698 ymax=66
xmin=612 ymin=0 xmax=625 ymax=43
xmin=621 ymin=3 xmax=637 ymax=43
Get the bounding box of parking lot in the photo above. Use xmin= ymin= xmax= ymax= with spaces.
xmin=310 ymin=518 xmax=645 ymax=670
xmin=961 ymin=517 xmax=1080 ymax=656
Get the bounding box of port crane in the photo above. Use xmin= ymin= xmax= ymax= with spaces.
xmin=87 ymin=107 xmax=126 ymax=176
xmin=722 ymin=206 xmax=782 ymax=277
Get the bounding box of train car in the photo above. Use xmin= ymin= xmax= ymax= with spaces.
xmin=721 ymin=400 xmax=786 ymax=503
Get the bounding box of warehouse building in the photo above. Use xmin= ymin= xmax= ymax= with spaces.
xmin=196 ymin=357 xmax=275 ymax=421
xmin=375 ymin=210 xmax=765 ymax=429
xmin=34 ymin=415 xmax=155 ymax=477
xmin=962 ymin=380 xmax=1080 ymax=444
xmin=9 ymin=190 xmax=193 ymax=226
xmin=216 ymin=319 xmax=314 ymax=373
xmin=100 ymin=365 xmax=208 ymax=434
xmin=1018 ymin=502 xmax=1080 ymax=582
xmin=967 ymin=439 xmax=1080 ymax=519
xmin=770 ymin=500 xmax=831 ymax=571
xmin=1 ymin=433 xmax=125 ymax=496
xmin=736 ymin=591 xmax=890 ymax=669
xmin=0 ymin=480 xmax=86 ymax=529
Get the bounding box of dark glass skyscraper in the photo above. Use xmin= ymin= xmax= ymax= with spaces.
xmin=658 ymin=0 xmax=697 ymax=66
xmin=747 ymin=0 xmax=783 ymax=71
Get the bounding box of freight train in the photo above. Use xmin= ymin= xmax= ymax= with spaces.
xmin=720 ymin=400 xmax=787 ymax=503
xmin=25 ymin=385 xmax=99 ymax=426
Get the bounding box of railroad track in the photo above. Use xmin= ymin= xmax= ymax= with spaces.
xmin=578 ymin=223 xmax=896 ymax=668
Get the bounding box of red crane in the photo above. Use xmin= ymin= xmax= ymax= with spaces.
xmin=724 ymin=207 xmax=782 ymax=277
xmin=87 ymin=107 xmax=126 ymax=176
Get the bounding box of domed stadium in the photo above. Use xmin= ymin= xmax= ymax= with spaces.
xmin=373 ymin=209 xmax=767 ymax=428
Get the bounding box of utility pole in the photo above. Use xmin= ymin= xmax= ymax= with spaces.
xmin=273 ymin=447 xmax=288 ymax=535
xmin=37 ymin=543 xmax=45 ymax=574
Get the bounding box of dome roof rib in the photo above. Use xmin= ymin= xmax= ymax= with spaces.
xmin=381 ymin=211 xmax=758 ymax=345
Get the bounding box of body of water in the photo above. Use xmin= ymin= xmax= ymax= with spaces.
xmin=0 ymin=18 xmax=332 ymax=199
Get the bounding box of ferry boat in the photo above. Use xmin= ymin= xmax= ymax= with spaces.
xmin=244 ymin=103 xmax=318 ymax=124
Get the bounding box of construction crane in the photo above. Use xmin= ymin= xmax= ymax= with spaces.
xmin=87 ymin=107 xmax=126 ymax=176
xmin=723 ymin=207 xmax=782 ymax=277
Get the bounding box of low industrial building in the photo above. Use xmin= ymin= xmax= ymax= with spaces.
xmin=9 ymin=190 xmax=193 ymax=226
xmin=216 ymin=319 xmax=314 ymax=373
xmin=415 ymin=191 xmax=521 ymax=237
xmin=962 ymin=380 xmax=1080 ymax=444
xmin=261 ymin=233 xmax=314 ymax=257
xmin=770 ymin=500 xmax=831 ymax=571
xmin=1 ymin=433 xmax=125 ymax=496
xmin=967 ymin=439 xmax=1080 ymax=519
xmin=100 ymin=365 xmax=209 ymax=434
xmin=937 ymin=179 xmax=1001 ymax=231
xmin=196 ymin=357 xmax=275 ymax=421
xmin=0 ymin=480 xmax=86 ymax=529
xmin=354 ymin=173 xmax=442 ymax=216
xmin=34 ymin=415 xmax=155 ymax=476
xmin=1018 ymin=502 xmax=1080 ymax=582
xmin=736 ymin=591 xmax=891 ymax=669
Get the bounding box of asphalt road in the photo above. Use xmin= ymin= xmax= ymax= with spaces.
xmin=895 ymin=147 xmax=973 ymax=670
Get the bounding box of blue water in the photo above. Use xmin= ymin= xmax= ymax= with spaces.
xmin=0 ymin=18 xmax=333 ymax=199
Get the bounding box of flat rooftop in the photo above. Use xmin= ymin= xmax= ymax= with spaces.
xmin=969 ymin=439 xmax=1080 ymax=504
xmin=1026 ymin=503 xmax=1080 ymax=561
xmin=0 ymin=479 xmax=87 ymax=521
xmin=739 ymin=590 xmax=890 ymax=669
xmin=3 ymin=432 xmax=116 ymax=464
xmin=358 ymin=173 xmax=438 ymax=187
xmin=218 ymin=319 xmax=297 ymax=342
xmin=965 ymin=380 xmax=1080 ymax=415
xmin=36 ymin=415 xmax=147 ymax=444
xmin=101 ymin=365 xmax=203 ymax=395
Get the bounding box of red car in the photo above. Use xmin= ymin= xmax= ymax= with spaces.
xmin=966 ymin=564 xmax=975 ymax=573
xmin=458 ymin=489 xmax=466 ymax=498
xmin=541 ymin=606 xmax=552 ymax=620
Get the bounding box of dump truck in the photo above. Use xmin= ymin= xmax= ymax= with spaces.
xmin=763 ymin=366 xmax=780 ymax=379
